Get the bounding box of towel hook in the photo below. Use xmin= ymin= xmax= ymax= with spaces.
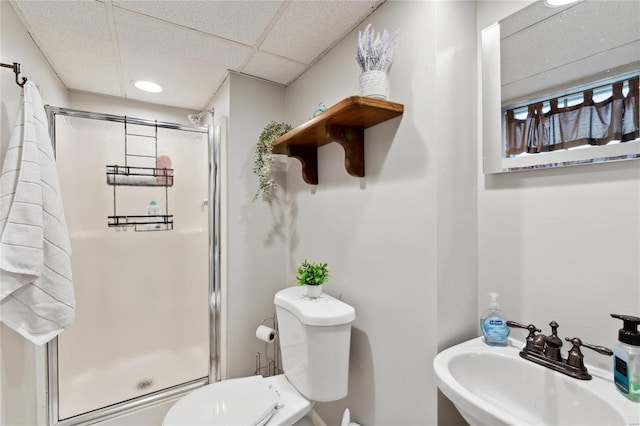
xmin=1 ymin=62 xmax=28 ymax=88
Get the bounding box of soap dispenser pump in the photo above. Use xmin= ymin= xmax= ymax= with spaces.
xmin=610 ymin=314 xmax=640 ymax=402
xmin=480 ymin=292 xmax=509 ymax=347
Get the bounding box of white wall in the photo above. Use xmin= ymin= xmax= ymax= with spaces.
xmin=217 ymin=73 xmax=289 ymax=379
xmin=69 ymin=91 xmax=194 ymax=126
xmin=283 ymin=1 xmax=477 ymax=424
xmin=1 ymin=2 xmax=69 ymax=425
xmin=477 ymin=1 xmax=640 ymax=373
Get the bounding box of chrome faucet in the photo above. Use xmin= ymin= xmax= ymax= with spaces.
xmin=507 ymin=320 xmax=613 ymax=380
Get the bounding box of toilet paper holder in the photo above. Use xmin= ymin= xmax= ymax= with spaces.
xmin=254 ymin=316 xmax=281 ymax=377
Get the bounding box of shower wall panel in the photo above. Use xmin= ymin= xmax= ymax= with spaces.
xmin=54 ymin=115 xmax=210 ymax=420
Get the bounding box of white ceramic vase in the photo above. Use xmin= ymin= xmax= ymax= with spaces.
xmin=359 ymin=70 xmax=388 ymax=100
xmin=304 ymin=284 xmax=323 ymax=298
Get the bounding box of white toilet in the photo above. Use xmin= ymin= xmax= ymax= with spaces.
xmin=163 ymin=286 xmax=356 ymax=426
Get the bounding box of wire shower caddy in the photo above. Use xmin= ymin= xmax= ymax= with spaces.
xmin=106 ymin=118 xmax=174 ymax=231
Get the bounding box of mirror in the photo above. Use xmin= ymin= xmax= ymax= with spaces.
xmin=482 ymin=0 xmax=640 ymax=173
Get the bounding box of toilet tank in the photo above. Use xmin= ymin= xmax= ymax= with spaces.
xmin=274 ymin=286 xmax=355 ymax=402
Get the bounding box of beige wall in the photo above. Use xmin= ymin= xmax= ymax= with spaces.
xmin=283 ymin=1 xmax=477 ymax=424
xmin=477 ymin=1 xmax=640 ymax=374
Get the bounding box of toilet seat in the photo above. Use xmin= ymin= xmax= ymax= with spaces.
xmin=163 ymin=375 xmax=278 ymax=426
xmin=163 ymin=375 xmax=311 ymax=426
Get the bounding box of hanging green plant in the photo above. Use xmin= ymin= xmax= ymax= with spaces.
xmin=253 ymin=121 xmax=292 ymax=204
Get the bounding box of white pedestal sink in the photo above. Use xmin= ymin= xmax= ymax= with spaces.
xmin=433 ymin=337 xmax=640 ymax=425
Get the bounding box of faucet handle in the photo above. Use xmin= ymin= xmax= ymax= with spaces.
xmin=582 ymin=342 xmax=613 ymax=356
xmin=564 ymin=337 xmax=613 ymax=356
xmin=507 ymin=321 xmax=541 ymax=336
xmin=564 ymin=337 xmax=613 ymax=369
xmin=507 ymin=321 xmax=541 ymax=351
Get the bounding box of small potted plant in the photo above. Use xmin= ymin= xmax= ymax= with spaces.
xmin=253 ymin=121 xmax=292 ymax=204
xmin=296 ymin=260 xmax=329 ymax=298
xmin=355 ymin=23 xmax=399 ymax=99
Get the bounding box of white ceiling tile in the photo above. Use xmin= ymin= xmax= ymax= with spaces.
xmin=115 ymin=9 xmax=252 ymax=109
xmin=260 ymin=0 xmax=382 ymax=64
xmin=112 ymin=0 xmax=284 ymax=46
xmin=11 ymin=0 xmax=122 ymax=96
xmin=243 ymin=51 xmax=307 ymax=85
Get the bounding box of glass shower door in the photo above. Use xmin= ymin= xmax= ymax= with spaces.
xmin=50 ymin=111 xmax=212 ymax=422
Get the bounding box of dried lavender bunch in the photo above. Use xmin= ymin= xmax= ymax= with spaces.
xmin=355 ymin=24 xmax=399 ymax=73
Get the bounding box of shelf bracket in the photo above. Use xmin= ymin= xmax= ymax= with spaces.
xmin=284 ymin=125 xmax=364 ymax=185
xmin=326 ymin=125 xmax=364 ymax=178
xmin=287 ymin=145 xmax=318 ymax=185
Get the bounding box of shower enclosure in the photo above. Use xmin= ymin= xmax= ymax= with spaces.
xmin=45 ymin=107 xmax=220 ymax=425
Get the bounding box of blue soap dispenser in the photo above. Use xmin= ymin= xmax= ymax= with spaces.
xmin=480 ymin=292 xmax=509 ymax=346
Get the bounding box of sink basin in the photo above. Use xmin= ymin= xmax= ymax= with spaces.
xmin=433 ymin=337 xmax=640 ymax=426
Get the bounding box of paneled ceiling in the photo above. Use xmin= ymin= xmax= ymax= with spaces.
xmin=11 ymin=0 xmax=384 ymax=110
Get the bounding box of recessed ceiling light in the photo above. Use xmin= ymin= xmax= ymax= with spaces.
xmin=545 ymin=0 xmax=581 ymax=7
xmin=134 ymin=80 xmax=162 ymax=93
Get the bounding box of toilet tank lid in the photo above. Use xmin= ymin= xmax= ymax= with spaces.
xmin=274 ymin=286 xmax=356 ymax=326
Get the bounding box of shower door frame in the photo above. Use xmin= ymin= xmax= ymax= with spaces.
xmin=44 ymin=106 xmax=221 ymax=426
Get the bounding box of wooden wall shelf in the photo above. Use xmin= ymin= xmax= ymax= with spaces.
xmin=273 ymin=96 xmax=404 ymax=184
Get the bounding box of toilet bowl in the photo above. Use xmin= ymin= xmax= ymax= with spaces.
xmin=163 ymin=286 xmax=355 ymax=426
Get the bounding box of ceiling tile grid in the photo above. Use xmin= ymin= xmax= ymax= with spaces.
xmin=114 ymin=8 xmax=252 ymax=109
xmin=112 ymin=0 xmax=284 ymax=47
xmin=259 ymin=0 xmax=382 ymax=64
xmin=242 ymin=50 xmax=307 ymax=85
xmin=10 ymin=0 xmax=385 ymax=110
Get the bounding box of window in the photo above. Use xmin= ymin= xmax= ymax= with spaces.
xmin=505 ymin=75 xmax=639 ymax=158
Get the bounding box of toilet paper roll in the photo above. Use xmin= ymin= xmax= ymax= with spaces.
xmin=256 ymin=325 xmax=277 ymax=343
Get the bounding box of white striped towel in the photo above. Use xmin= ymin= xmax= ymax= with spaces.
xmin=0 ymin=81 xmax=75 ymax=345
